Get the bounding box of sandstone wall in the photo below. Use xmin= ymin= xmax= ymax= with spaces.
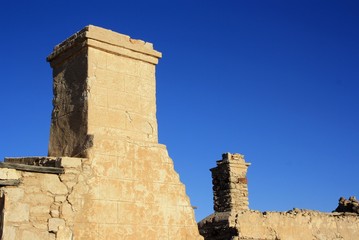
xmin=211 ymin=153 xmax=250 ymax=212
xmin=0 ymin=157 xmax=85 ymax=240
xmin=199 ymin=153 xmax=359 ymax=240
xmin=234 ymin=209 xmax=359 ymax=240
xmin=1 ymin=25 xmax=202 ymax=239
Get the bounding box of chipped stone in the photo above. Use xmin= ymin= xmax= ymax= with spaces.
xmin=48 ymin=218 xmax=66 ymax=233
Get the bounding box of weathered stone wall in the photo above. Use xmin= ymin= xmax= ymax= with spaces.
xmin=234 ymin=209 xmax=359 ymax=240
xmin=1 ymin=25 xmax=202 ymax=239
xmin=199 ymin=153 xmax=359 ymax=240
xmin=199 ymin=210 xmax=359 ymax=240
xmin=211 ymin=153 xmax=250 ymax=212
xmin=0 ymin=157 xmax=85 ymax=239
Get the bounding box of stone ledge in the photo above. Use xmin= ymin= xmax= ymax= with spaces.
xmin=47 ymin=25 xmax=162 ymax=65
xmin=0 ymin=162 xmax=63 ymax=174
xmin=0 ymin=179 xmax=20 ymax=186
xmin=5 ymin=157 xmax=61 ymax=167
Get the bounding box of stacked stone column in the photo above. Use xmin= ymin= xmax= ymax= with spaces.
xmin=211 ymin=153 xmax=250 ymax=213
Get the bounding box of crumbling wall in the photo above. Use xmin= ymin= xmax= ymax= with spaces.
xmin=199 ymin=153 xmax=359 ymax=240
xmin=0 ymin=157 xmax=87 ymax=239
xmin=1 ymin=25 xmax=202 ymax=240
xmin=234 ymin=209 xmax=359 ymax=240
xmin=211 ymin=153 xmax=250 ymax=212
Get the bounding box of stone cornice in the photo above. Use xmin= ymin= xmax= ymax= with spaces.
xmin=47 ymin=25 xmax=162 ymax=66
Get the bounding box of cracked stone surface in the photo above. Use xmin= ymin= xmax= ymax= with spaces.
xmin=0 ymin=25 xmax=202 ymax=240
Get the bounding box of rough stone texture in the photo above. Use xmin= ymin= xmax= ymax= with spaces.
xmin=211 ymin=153 xmax=250 ymax=213
xmin=199 ymin=153 xmax=359 ymax=240
xmin=0 ymin=157 xmax=83 ymax=240
xmin=1 ymin=25 xmax=202 ymax=239
xmin=200 ymin=210 xmax=359 ymax=240
xmin=334 ymin=196 xmax=359 ymax=214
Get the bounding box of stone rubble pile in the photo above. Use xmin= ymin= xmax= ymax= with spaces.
xmin=334 ymin=196 xmax=359 ymax=214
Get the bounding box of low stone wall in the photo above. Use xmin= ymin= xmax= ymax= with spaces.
xmin=0 ymin=157 xmax=86 ymax=240
xmin=199 ymin=209 xmax=359 ymax=240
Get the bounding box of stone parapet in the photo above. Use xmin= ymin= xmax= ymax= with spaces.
xmin=199 ymin=209 xmax=359 ymax=240
xmin=47 ymin=25 xmax=161 ymax=66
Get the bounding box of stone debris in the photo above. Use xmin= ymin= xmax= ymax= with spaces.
xmin=211 ymin=153 xmax=251 ymax=213
xmin=334 ymin=196 xmax=359 ymax=214
xmin=198 ymin=153 xmax=359 ymax=240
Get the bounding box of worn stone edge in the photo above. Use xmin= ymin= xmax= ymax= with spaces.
xmin=47 ymin=25 xmax=162 ymax=64
xmin=0 ymin=179 xmax=20 ymax=186
xmin=5 ymin=156 xmax=61 ymax=167
xmin=0 ymin=162 xmax=63 ymax=174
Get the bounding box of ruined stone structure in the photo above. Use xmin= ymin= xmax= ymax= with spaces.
xmin=2 ymin=25 xmax=359 ymax=240
xmin=211 ymin=153 xmax=250 ymax=213
xmin=198 ymin=153 xmax=359 ymax=240
xmin=334 ymin=196 xmax=359 ymax=214
xmin=0 ymin=25 xmax=202 ymax=239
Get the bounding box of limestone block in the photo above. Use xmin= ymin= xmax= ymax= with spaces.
xmin=61 ymin=157 xmax=83 ymax=168
xmin=5 ymin=202 xmax=29 ymax=222
xmin=117 ymin=156 xmax=133 ymax=179
xmin=117 ymin=202 xmax=140 ymax=225
xmin=69 ymin=175 xmax=99 ymax=200
xmin=88 ymin=67 xmax=125 ymax=93
xmin=48 ymin=218 xmax=66 ymax=233
xmin=2 ymin=226 xmax=16 ymax=240
xmin=125 ymin=113 xmax=157 ymax=137
xmin=5 ymin=187 xmax=24 ymax=201
xmin=139 ymin=97 xmax=156 ymax=118
xmin=23 ymin=192 xmax=53 ymax=206
xmin=0 ymin=168 xmax=20 ymax=179
xmin=121 ymin=92 xmax=142 ymax=114
xmin=72 ymin=223 xmax=99 ymax=239
xmin=61 ymin=201 xmax=75 ymax=222
xmin=98 ymin=224 xmax=121 ymax=239
xmin=50 ymin=209 xmax=60 ymax=218
xmin=107 ymin=91 xmax=129 ymax=110
xmin=60 ymin=173 xmax=78 ymax=189
xmin=55 ymin=195 xmax=67 ymax=203
xmin=40 ymin=174 xmax=68 ymax=195
xmin=90 ymin=90 xmax=108 ymax=108
xmin=21 ymin=230 xmax=55 ymax=240
xmin=116 ymin=225 xmax=136 ymax=239
xmin=30 ymin=205 xmax=51 ymax=222
xmin=124 ymin=75 xmax=155 ymax=98
xmin=92 ymin=136 xmax=126 ymax=156
xmin=56 ymin=226 xmax=73 ymax=240
xmin=78 ymin=199 xmax=117 ymax=224
xmin=107 ymin=108 xmax=127 ymax=129
xmin=99 ymin=178 xmax=135 ymax=202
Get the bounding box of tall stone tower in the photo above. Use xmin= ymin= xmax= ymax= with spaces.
xmin=0 ymin=25 xmax=202 ymax=239
xmin=45 ymin=25 xmax=202 ymax=239
xmin=47 ymin=25 xmax=161 ymax=157
xmin=211 ymin=153 xmax=251 ymax=213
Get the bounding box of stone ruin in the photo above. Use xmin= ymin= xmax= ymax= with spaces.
xmin=198 ymin=153 xmax=359 ymax=240
xmin=1 ymin=25 xmax=359 ymax=240
xmin=0 ymin=25 xmax=203 ymax=240
xmin=334 ymin=196 xmax=359 ymax=214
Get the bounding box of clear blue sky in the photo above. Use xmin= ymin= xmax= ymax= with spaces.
xmin=1 ymin=1 xmax=358 ymax=221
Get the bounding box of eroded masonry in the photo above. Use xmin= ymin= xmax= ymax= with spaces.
xmin=1 ymin=25 xmax=359 ymax=240
xmin=0 ymin=25 xmax=202 ymax=240
xmin=198 ymin=153 xmax=359 ymax=240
